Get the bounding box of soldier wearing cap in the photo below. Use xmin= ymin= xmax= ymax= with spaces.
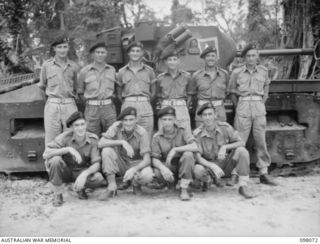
xmin=116 ymin=41 xmax=156 ymax=139
xmin=193 ymin=102 xmax=255 ymax=198
xmin=43 ymin=111 xmax=105 ymax=207
xmin=155 ymin=49 xmax=194 ymax=134
xmin=228 ymin=43 xmax=277 ymax=186
xmin=98 ymin=106 xmax=155 ymax=200
xmin=38 ymin=34 xmax=79 ymax=146
xmin=151 ymin=106 xmax=198 ymax=201
xmin=78 ymin=41 xmax=117 ymax=137
xmin=191 ymin=46 xmax=229 ymax=126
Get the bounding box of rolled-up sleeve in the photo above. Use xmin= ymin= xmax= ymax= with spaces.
xmin=38 ymin=64 xmax=47 ymax=90
xmin=90 ymin=141 xmax=101 ymax=165
xmin=101 ymin=122 xmax=120 ymax=139
xmin=47 ymin=133 xmax=66 ymax=149
xmin=183 ymin=129 xmax=195 ymax=144
xmin=151 ymin=136 xmax=162 ymax=159
xmin=228 ymin=71 xmax=238 ymax=94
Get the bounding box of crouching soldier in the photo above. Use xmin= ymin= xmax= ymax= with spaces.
xmin=193 ymin=102 xmax=255 ymax=199
xmin=151 ymin=106 xmax=198 ymax=201
xmin=98 ymin=107 xmax=154 ymax=200
xmin=43 ymin=112 xmax=105 ymax=207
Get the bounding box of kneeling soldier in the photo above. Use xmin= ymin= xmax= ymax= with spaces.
xmin=98 ymin=107 xmax=154 ymax=200
xmin=43 ymin=112 xmax=105 ymax=207
xmin=151 ymin=106 xmax=198 ymax=201
xmin=193 ymin=102 xmax=255 ymax=199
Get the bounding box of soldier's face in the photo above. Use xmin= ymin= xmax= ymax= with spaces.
xmin=128 ymin=47 xmax=144 ymax=62
xmin=122 ymin=115 xmax=137 ymax=131
xmin=93 ymin=47 xmax=107 ymax=63
xmin=245 ymin=49 xmax=259 ymax=65
xmin=72 ymin=119 xmax=87 ymax=137
xmin=204 ymin=52 xmax=218 ymax=67
xmin=54 ymin=43 xmax=69 ymax=58
xmin=202 ymin=108 xmax=216 ymax=126
xmin=161 ymin=115 xmax=176 ymax=130
xmin=165 ymin=56 xmax=180 ymax=70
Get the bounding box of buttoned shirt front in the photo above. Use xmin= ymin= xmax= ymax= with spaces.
xmin=151 ymin=124 xmax=195 ymax=161
xmin=228 ymin=64 xmax=270 ymax=97
xmin=78 ymin=63 xmax=117 ymax=100
xmin=102 ymin=121 xmax=150 ymax=161
xmin=194 ymin=122 xmax=242 ymax=161
xmin=39 ymin=57 xmax=79 ymax=98
xmin=192 ymin=67 xmax=229 ymax=100
xmin=117 ymin=63 xmax=156 ymax=98
xmin=47 ymin=130 xmax=101 ymax=170
xmin=156 ymin=70 xmax=194 ymax=100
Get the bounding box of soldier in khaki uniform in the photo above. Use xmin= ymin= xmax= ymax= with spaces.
xmin=117 ymin=41 xmax=156 ymax=139
xmin=192 ymin=46 xmax=229 ymax=126
xmin=43 ymin=112 xmax=105 ymax=207
xmin=98 ymin=107 xmax=155 ymax=200
xmin=228 ymin=43 xmax=277 ymax=186
xmin=78 ymin=41 xmax=117 ymax=136
xmin=193 ymin=102 xmax=255 ymax=199
xmin=151 ymin=106 xmax=198 ymax=201
xmin=155 ymin=49 xmax=194 ymax=133
xmin=38 ymin=34 xmax=79 ymax=146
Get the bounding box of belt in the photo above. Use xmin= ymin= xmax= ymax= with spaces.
xmin=87 ymin=99 xmax=112 ymax=106
xmin=125 ymin=96 xmax=149 ymax=102
xmin=198 ymin=99 xmax=223 ymax=107
xmin=47 ymin=97 xmax=74 ymax=104
xmin=162 ymin=99 xmax=186 ymax=106
xmin=239 ymin=95 xmax=263 ymax=101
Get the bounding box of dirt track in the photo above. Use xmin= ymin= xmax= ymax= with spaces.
xmin=0 ymin=171 xmax=320 ymax=237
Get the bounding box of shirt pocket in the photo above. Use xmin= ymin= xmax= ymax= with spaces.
xmin=237 ymin=74 xmax=249 ymax=92
xmin=253 ymin=74 xmax=266 ymax=93
xmin=47 ymin=69 xmax=59 ymax=87
xmin=84 ymin=75 xmax=98 ymax=94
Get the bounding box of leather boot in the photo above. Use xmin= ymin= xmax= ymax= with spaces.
xmin=77 ymin=189 xmax=88 ymax=200
xmin=238 ymin=186 xmax=256 ymax=199
xmin=98 ymin=189 xmax=117 ymax=201
xmin=180 ymin=188 xmax=191 ymax=201
xmin=260 ymin=174 xmax=277 ymax=186
xmin=226 ymin=174 xmax=238 ymax=186
xmin=52 ymin=193 xmax=63 ymax=207
xmin=118 ymin=180 xmax=131 ymax=190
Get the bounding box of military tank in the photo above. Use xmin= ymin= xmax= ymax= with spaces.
xmin=0 ymin=21 xmax=319 ymax=174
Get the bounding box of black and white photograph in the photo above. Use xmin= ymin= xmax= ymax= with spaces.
xmin=0 ymin=0 xmax=319 ymax=240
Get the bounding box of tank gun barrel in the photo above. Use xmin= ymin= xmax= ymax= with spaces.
xmin=236 ymin=48 xmax=314 ymax=57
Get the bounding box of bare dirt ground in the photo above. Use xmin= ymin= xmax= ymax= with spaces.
xmin=1 ymin=168 xmax=320 ymax=237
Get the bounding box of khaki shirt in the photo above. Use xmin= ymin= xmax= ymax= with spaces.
xmin=194 ymin=122 xmax=242 ymax=161
xmin=47 ymin=130 xmax=101 ymax=170
xmin=78 ymin=63 xmax=117 ymax=100
xmin=38 ymin=57 xmax=79 ymax=98
xmin=228 ymin=64 xmax=270 ymax=97
xmin=151 ymin=124 xmax=195 ymax=161
xmin=156 ymin=70 xmax=194 ymax=100
xmin=117 ymin=63 xmax=156 ymax=98
xmin=191 ymin=67 xmax=229 ymax=100
xmin=102 ymin=121 xmax=150 ymax=161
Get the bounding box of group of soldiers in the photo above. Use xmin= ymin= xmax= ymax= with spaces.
xmin=38 ymin=34 xmax=277 ymax=207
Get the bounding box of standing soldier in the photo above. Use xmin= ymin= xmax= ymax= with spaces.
xmin=98 ymin=107 xmax=154 ymax=200
xmin=228 ymin=43 xmax=277 ymax=186
xmin=155 ymin=49 xmax=194 ymax=133
xmin=38 ymin=34 xmax=79 ymax=145
xmin=43 ymin=112 xmax=105 ymax=207
xmin=78 ymin=41 xmax=117 ymax=137
xmin=117 ymin=41 xmax=156 ymax=139
xmin=193 ymin=102 xmax=255 ymax=199
xmin=192 ymin=46 xmax=229 ymax=126
xmin=151 ymin=106 xmax=198 ymax=201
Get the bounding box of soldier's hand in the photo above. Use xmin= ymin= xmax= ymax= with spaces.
xmin=208 ymin=163 xmax=225 ymax=179
xmin=73 ymin=171 xmax=88 ymax=191
xmin=160 ymin=166 xmax=174 ymax=183
xmin=217 ymin=146 xmax=227 ymax=161
xmin=68 ymin=147 xmax=82 ymax=164
xmin=165 ymin=148 xmax=176 ymax=168
xmin=122 ymin=141 xmax=134 ymax=158
xmin=123 ymin=167 xmax=138 ymax=182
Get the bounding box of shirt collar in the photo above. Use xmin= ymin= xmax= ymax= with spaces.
xmin=127 ymin=62 xmax=145 ymax=72
xmin=53 ymin=57 xmax=73 ymax=67
xmin=71 ymin=132 xmax=91 ymax=145
xmin=242 ymin=64 xmax=258 ymax=73
xmin=158 ymin=124 xmax=179 ymax=137
xmin=202 ymin=67 xmax=221 ymax=77
xmin=119 ymin=124 xmax=139 ymax=139
xmin=88 ymin=63 xmax=110 ymax=71
xmin=164 ymin=69 xmax=182 ymax=78
xmin=200 ymin=124 xmax=223 ymax=138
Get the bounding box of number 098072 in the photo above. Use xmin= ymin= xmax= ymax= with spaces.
xmin=300 ymin=238 xmax=318 ymax=243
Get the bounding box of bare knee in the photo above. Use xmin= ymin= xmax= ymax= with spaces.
xmin=193 ymin=164 xmax=206 ymax=179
